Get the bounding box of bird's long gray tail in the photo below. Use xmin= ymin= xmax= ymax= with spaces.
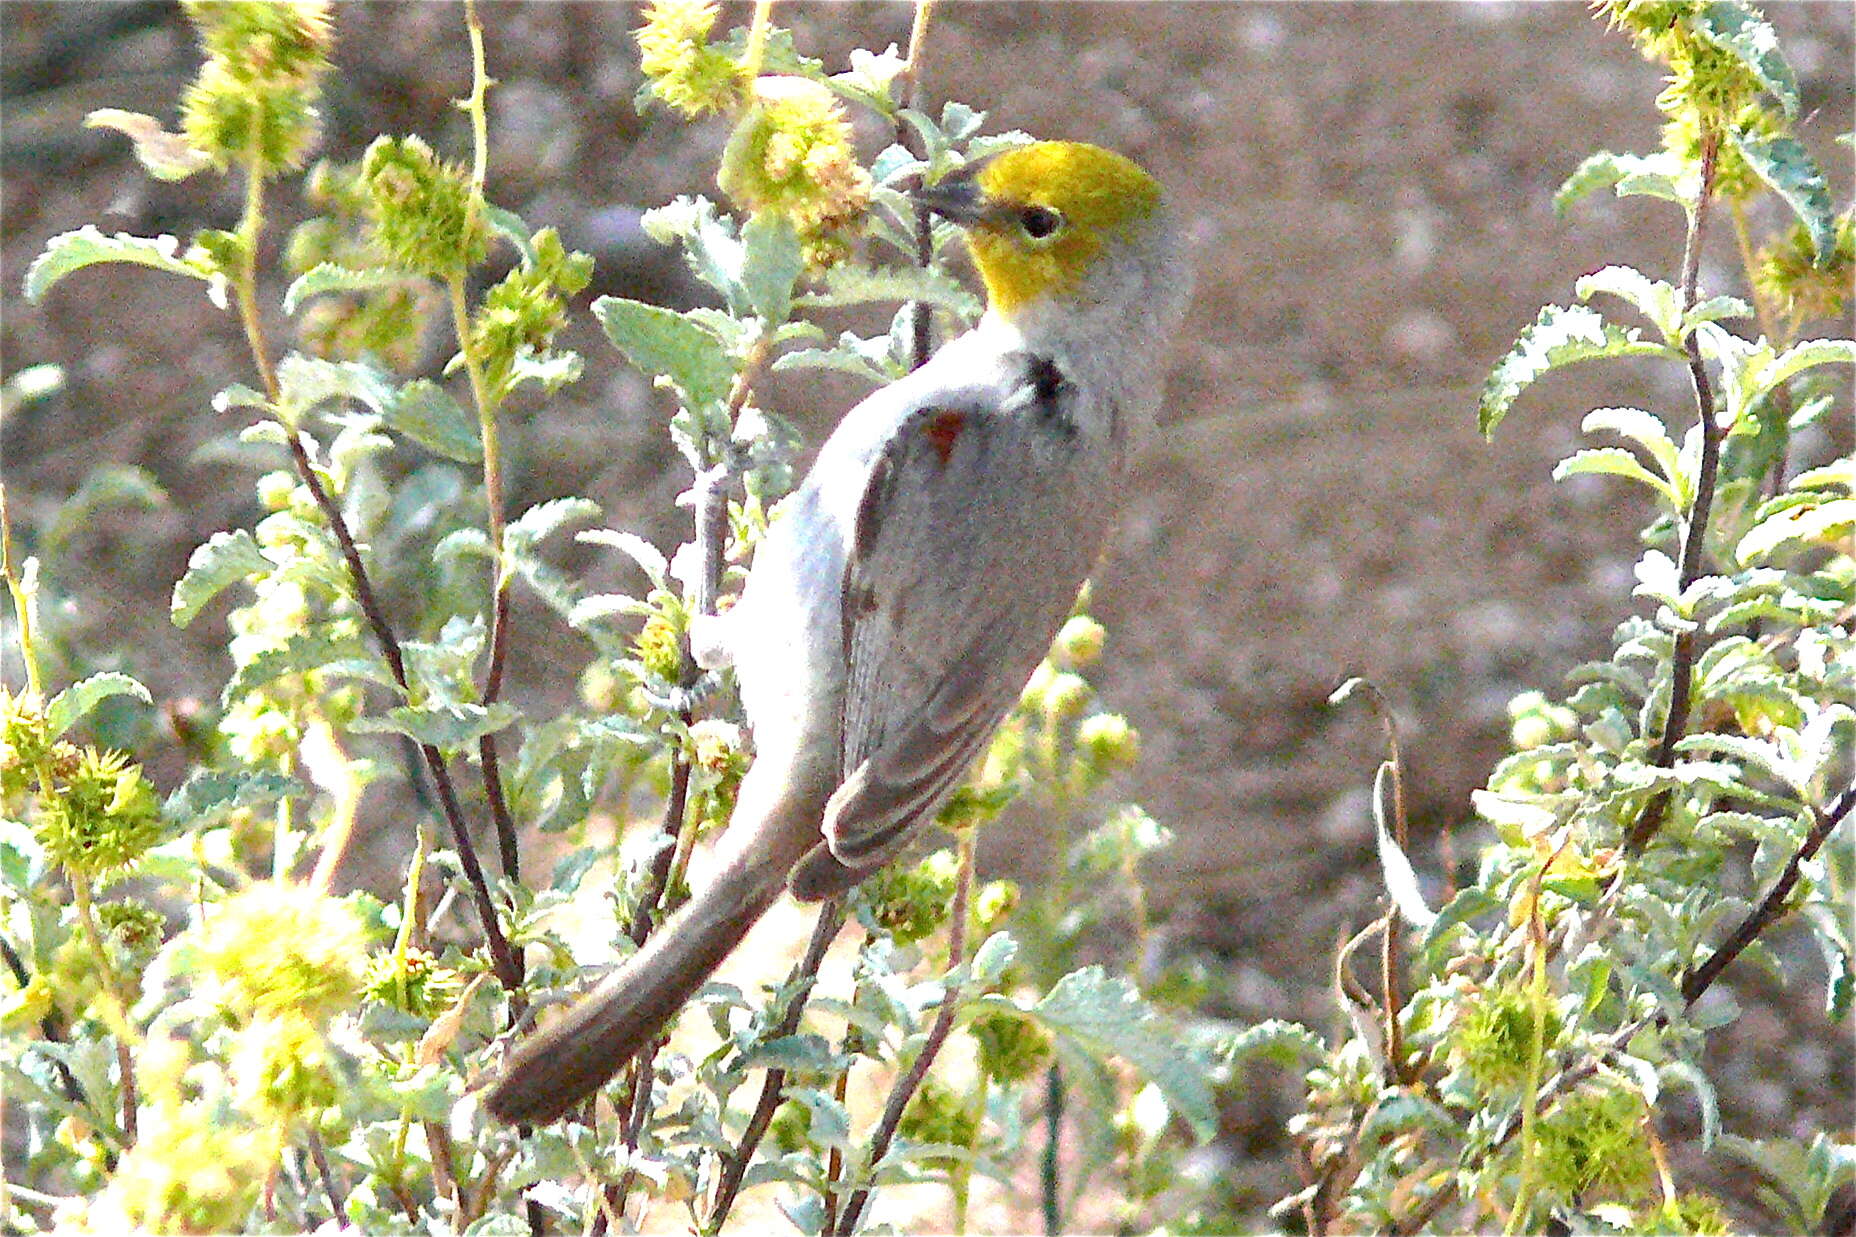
xmin=484 ymin=777 xmax=818 ymax=1127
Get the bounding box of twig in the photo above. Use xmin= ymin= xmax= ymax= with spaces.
xmin=704 ymin=902 xmax=848 ymax=1233
xmin=306 ymin=1127 xmax=347 ymax=1220
xmin=282 ymin=429 xmax=523 ymax=990
xmin=1040 ymin=1064 xmax=1063 ymax=1237
xmin=833 ymin=833 xmax=976 ymax=1237
xmin=1681 ymin=782 xmax=1855 ymax=1004
xmin=0 ymin=935 xmax=90 ymax=1115
xmin=1625 ymin=128 xmax=1723 ymax=857
xmin=895 ymin=0 xmax=936 ymax=371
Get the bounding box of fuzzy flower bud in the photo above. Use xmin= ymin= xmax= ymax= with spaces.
xmin=969 ymin=1008 xmax=1052 ymax=1083
xmin=1052 ymin=615 xmax=1107 ymax=669
xmin=718 ymin=76 xmax=872 ymax=270
xmin=35 ymin=748 xmax=165 ymax=881
xmin=361 ymin=134 xmax=488 ymax=277
xmin=1040 ymin=671 xmax=1092 ymax=723
xmin=860 ymin=849 xmax=957 ymax=945
xmin=1074 ymin=712 xmax=1140 ymax=771
xmin=1757 ymin=212 xmax=1854 ymax=323
xmin=1532 ymin=1082 xmax=1655 ymax=1202
xmin=362 ymin=946 xmax=462 ymax=1019
xmin=74 ymin=1103 xmax=281 ymax=1234
xmin=230 ymin=1011 xmax=338 ymax=1121
xmin=182 ymin=1 xmax=334 ymax=88
xmin=635 ymin=0 xmax=746 ymax=117
xmin=182 ymin=881 xmax=370 ymax=1021
xmin=1452 ymin=983 xmax=1562 ymax=1095
xmin=179 ymin=48 xmax=323 ymax=174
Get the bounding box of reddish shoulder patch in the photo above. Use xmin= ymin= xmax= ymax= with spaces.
xmin=921 ymin=408 xmax=966 ymax=465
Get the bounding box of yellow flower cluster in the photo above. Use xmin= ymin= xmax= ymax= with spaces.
xmin=184 ymin=880 xmax=370 ymax=1021
xmin=179 ymin=0 xmax=334 ymax=173
xmin=635 ymin=0 xmax=745 ymax=118
xmin=719 ymin=77 xmax=873 ymax=269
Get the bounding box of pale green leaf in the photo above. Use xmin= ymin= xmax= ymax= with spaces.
xmin=1684 ymin=295 xmax=1753 ymax=329
xmin=84 ymin=109 xmax=213 ymax=180
xmin=1580 ymin=407 xmax=1685 ymax=497
xmin=578 ymin=529 xmax=668 ymax=587
xmin=163 ymin=768 xmax=304 ymax=826
xmin=1014 ymin=967 xmax=1218 ymax=1142
xmin=1553 ymin=447 xmax=1680 ymax=506
xmin=1576 ymin=265 xmax=1682 ymax=341
xmin=1215 ymin=1019 xmax=1325 ymax=1068
xmin=592 ymin=296 xmax=736 ymax=410
xmin=384 ymin=379 xmax=480 ymax=462
xmin=1730 ymin=128 xmax=1835 ymax=264
xmin=1373 ymin=762 xmax=1435 ymax=928
xmin=283 ymin=263 xmax=420 ymax=315
xmin=506 ymin=497 xmax=601 ymax=552
xmin=1736 ymin=496 xmax=1856 ymax=565
xmin=740 ymin=212 xmax=805 ymax=325
xmin=24 ymin=226 xmax=216 ymax=303
xmin=171 ymin=529 xmax=270 ymax=627
xmin=1692 ymin=1 xmax=1799 ymax=117
xmin=276 ymin=353 xmax=395 ymax=420
xmin=350 ymin=701 xmax=519 ymax=749
xmin=1761 ymin=338 xmax=1856 ymax=394
xmin=45 ymin=672 xmax=152 ymax=738
xmin=484 ymin=205 xmax=537 ymax=265
xmin=796 ymin=263 xmax=982 ymax=319
xmin=1479 ymin=304 xmax=1671 ymax=437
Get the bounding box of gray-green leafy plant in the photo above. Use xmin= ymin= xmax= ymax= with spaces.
xmin=1228 ymin=3 xmax=1854 ymax=1234
xmin=2 ymin=3 xmax=1211 ymax=1233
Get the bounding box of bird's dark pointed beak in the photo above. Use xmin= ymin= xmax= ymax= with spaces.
xmin=909 ymin=167 xmax=987 ymax=225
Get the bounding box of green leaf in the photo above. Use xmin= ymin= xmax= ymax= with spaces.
xmin=24 ymin=226 xmax=218 ymax=304
xmin=276 ymin=353 xmax=396 ymax=420
xmin=221 ymin=631 xmax=389 ymax=706
xmin=83 ymin=108 xmax=213 ymax=181
xmin=351 ymin=702 xmax=518 ymax=749
xmin=1553 ymin=149 xmax=1690 ymax=212
xmin=1215 ymin=1019 xmax=1325 ymax=1069
xmin=1736 ymin=496 xmax=1855 ymax=565
xmin=795 ymin=264 xmax=983 ymax=319
xmin=1479 ymin=304 xmax=1671 ymax=437
xmin=163 ymin=768 xmax=304 ymax=826
xmin=484 ymin=204 xmax=537 ymax=266
xmin=578 ymin=530 xmax=668 ymax=587
xmin=1684 ymin=294 xmax=1753 ymax=329
xmin=1014 ymin=966 xmax=1218 ymax=1142
xmin=1575 ymin=265 xmax=1681 ymax=342
xmin=1729 ymin=128 xmax=1835 ymax=264
xmin=1372 ymin=762 xmax=1435 ymax=928
xmin=740 ymin=213 xmax=805 ymax=326
xmin=1553 ymin=447 xmax=1680 ymax=507
xmin=1762 ymin=338 xmax=1856 ymax=394
xmin=283 ymin=263 xmax=419 ymax=315
xmin=44 ymin=672 xmax=152 ymax=738
xmin=591 ymin=296 xmax=736 ymax=410
xmin=1691 ymin=1 xmax=1799 ymax=117
xmin=44 ymin=464 xmax=167 ymax=556
xmin=384 ymin=379 xmax=480 ymax=462
xmin=968 ymin=932 xmax=1018 ymax=985
xmin=1581 ymin=407 xmax=1685 ymax=499
xmin=506 ymin=497 xmax=601 ymax=553
xmin=171 ymin=529 xmax=270 ymax=627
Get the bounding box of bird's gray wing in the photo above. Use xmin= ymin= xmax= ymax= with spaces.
xmin=800 ymin=359 xmax=1118 ymax=891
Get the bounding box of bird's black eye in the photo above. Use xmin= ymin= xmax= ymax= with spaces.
xmin=1020 ymin=205 xmax=1064 ymax=239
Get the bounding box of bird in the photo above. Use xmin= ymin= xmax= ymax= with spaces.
xmin=486 ymin=140 xmax=1190 ymax=1126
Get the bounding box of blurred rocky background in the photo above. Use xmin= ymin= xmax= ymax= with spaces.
xmin=3 ymin=2 xmax=1851 ymax=1228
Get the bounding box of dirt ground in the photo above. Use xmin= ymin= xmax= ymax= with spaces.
xmin=3 ymin=2 xmax=1852 ymax=1230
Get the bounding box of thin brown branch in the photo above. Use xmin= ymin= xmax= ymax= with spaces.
xmin=282 ymin=430 xmax=522 ymax=991
xmin=705 ymin=902 xmax=848 ymax=1232
xmin=1626 ymin=128 xmax=1723 ymax=857
xmin=306 ymin=1127 xmax=347 ymax=1220
xmin=1682 ymin=781 xmax=1855 ymax=1004
xmin=833 ymin=837 xmax=975 ymax=1237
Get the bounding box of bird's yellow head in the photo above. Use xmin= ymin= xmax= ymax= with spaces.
xmin=912 ymin=141 xmax=1163 ymax=320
